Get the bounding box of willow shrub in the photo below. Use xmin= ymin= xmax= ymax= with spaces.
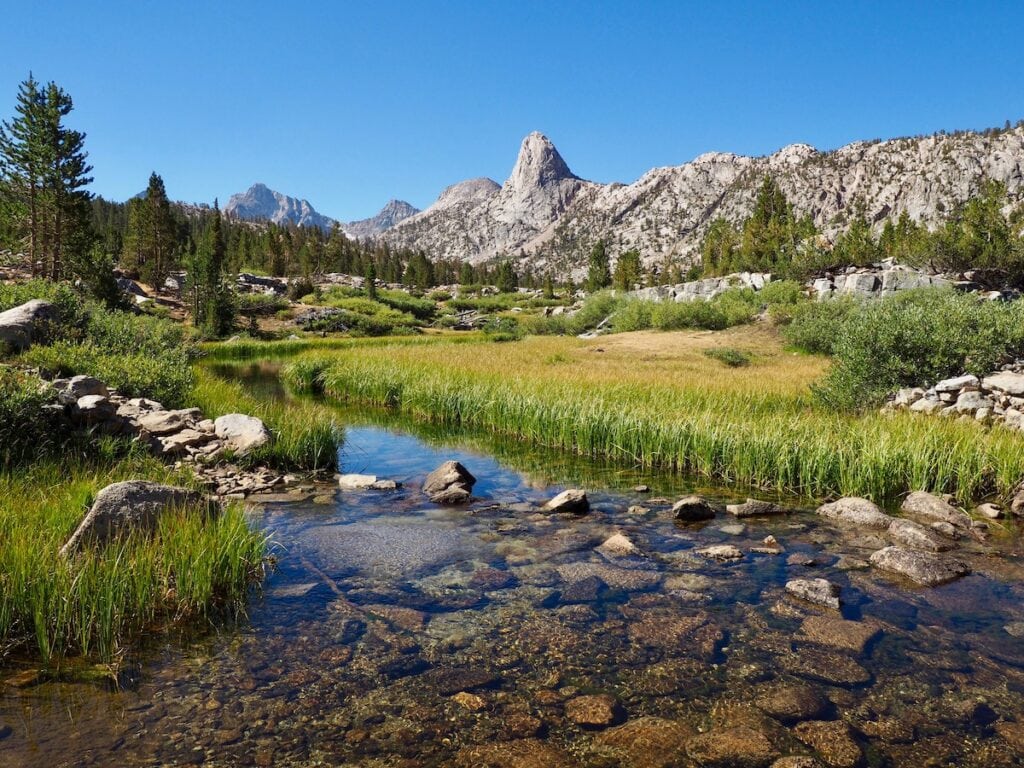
xmin=791 ymin=290 xmax=1024 ymax=408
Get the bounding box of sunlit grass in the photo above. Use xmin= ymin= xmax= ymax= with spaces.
xmin=282 ymin=328 xmax=1024 ymax=502
xmin=0 ymin=455 xmax=266 ymax=664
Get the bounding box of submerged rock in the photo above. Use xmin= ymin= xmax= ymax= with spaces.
xmin=672 ymin=495 xmax=718 ymax=521
xmin=785 ymin=578 xmax=841 ymax=609
xmin=542 ymin=488 xmax=590 ymax=514
xmin=60 ymin=481 xmax=216 ymax=556
xmin=798 ymin=616 xmax=880 ymax=654
xmin=565 ymin=694 xmax=625 ymax=729
xmin=887 ymin=518 xmax=954 ymax=552
xmin=793 ymin=721 xmax=863 ymax=768
xmin=698 ymin=544 xmax=744 ymax=562
xmin=816 ymin=497 xmax=891 ymax=529
xmin=423 ymin=460 xmax=476 ymax=503
xmin=594 ymin=717 xmax=694 ymax=767
xmin=756 ymin=684 xmax=831 ymax=724
xmin=596 ymin=531 xmax=637 ymax=558
xmin=727 ymin=498 xmax=783 ymax=518
xmin=869 ymin=545 xmax=970 ymax=586
xmin=455 ymin=739 xmax=578 ymax=768
xmin=686 ymin=726 xmax=779 ymax=767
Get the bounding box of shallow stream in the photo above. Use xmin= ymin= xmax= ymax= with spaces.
xmin=3 ymin=368 xmax=1024 ymax=766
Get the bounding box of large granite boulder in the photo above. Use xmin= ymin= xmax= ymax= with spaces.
xmin=214 ymin=413 xmax=272 ymax=455
xmin=869 ymin=545 xmax=970 ymax=587
xmin=0 ymin=299 xmax=56 ymax=350
xmin=59 ymin=480 xmax=218 ymax=556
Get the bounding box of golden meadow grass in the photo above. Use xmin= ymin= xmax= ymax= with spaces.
xmin=282 ymin=327 xmax=1024 ymax=503
xmin=0 ymin=454 xmax=266 ymax=664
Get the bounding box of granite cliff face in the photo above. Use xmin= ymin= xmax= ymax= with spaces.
xmin=344 ymin=199 xmax=419 ymax=239
xmin=225 ymin=183 xmax=337 ymax=231
xmin=383 ymin=127 xmax=1024 ymax=270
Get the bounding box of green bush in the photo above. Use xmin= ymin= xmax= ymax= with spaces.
xmin=236 ymin=293 xmax=289 ymax=316
xmin=807 ymin=290 xmax=1024 ymax=408
xmin=23 ymin=342 xmax=195 ymax=407
xmin=0 ymin=368 xmax=63 ymax=466
xmin=783 ymin=298 xmax=859 ymax=355
xmin=703 ymin=347 xmax=752 ymax=367
xmin=377 ymin=289 xmax=436 ymax=320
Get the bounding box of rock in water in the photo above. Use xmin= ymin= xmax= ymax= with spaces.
xmin=542 ymin=489 xmax=590 ymax=514
xmin=60 ymin=481 xmax=217 ymax=556
xmin=869 ymin=545 xmax=970 ymax=586
xmin=686 ymin=726 xmax=779 ymax=767
xmin=423 ymin=460 xmax=476 ymax=503
xmin=756 ymin=684 xmax=831 ymax=724
xmin=816 ymin=497 xmax=892 ymax=529
xmin=671 ymin=495 xmax=718 ymax=521
xmin=565 ymin=694 xmax=625 ymax=729
xmin=785 ymin=578 xmax=841 ymax=609
xmin=338 ymin=474 xmax=379 ymax=490
xmin=887 ymin=518 xmax=954 ymax=552
xmin=0 ymin=299 xmax=56 ymax=350
xmin=726 ymin=498 xmax=783 ymax=517
xmin=900 ymin=491 xmax=970 ymax=529
xmin=596 ymin=532 xmax=637 ymax=558
xmin=214 ymin=413 xmax=272 ymax=455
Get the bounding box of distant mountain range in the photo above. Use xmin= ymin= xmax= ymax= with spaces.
xmin=220 ymin=124 xmax=1024 ymax=271
xmin=223 ymin=183 xmax=419 ymax=239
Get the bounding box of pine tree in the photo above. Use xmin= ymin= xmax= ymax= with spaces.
xmin=613 ymin=249 xmax=642 ymax=290
xmin=0 ymin=76 xmax=95 ymax=279
xmin=586 ymin=239 xmax=611 ymax=292
xmin=495 ymin=260 xmax=518 ymax=293
xmin=189 ymin=202 xmax=234 ymax=337
xmin=365 ymin=261 xmax=378 ymax=300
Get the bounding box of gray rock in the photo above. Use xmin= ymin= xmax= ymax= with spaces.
xmin=785 ymin=578 xmax=841 ymax=609
xmin=338 ymin=473 xmax=380 ymax=490
xmin=982 ymin=371 xmax=1024 ymax=396
xmin=596 ymin=532 xmax=637 ymax=558
xmin=0 ymin=299 xmax=56 ymax=350
xmin=60 ymin=375 xmax=108 ymax=399
xmin=542 ymin=488 xmax=590 ymax=514
xmin=815 ymin=497 xmax=892 ymax=529
xmin=214 ymin=413 xmax=272 ymax=455
xmin=726 ymin=498 xmax=783 ymax=518
xmin=888 ymin=518 xmax=955 ymax=552
xmin=909 ymin=397 xmax=942 ymax=413
xmin=869 ymin=545 xmax=970 ymax=586
xmin=901 ymin=491 xmax=970 ymax=528
xmin=422 ymin=460 xmax=476 ymax=503
xmin=671 ymin=495 xmax=718 ymax=521
xmin=954 ymin=390 xmax=992 ymax=414
xmin=698 ymin=544 xmax=744 ymax=562
xmin=975 ymin=502 xmax=1003 ymax=520
xmin=137 ymin=408 xmax=201 ymax=436
xmin=934 ymin=374 xmax=978 ymax=393
xmin=74 ymin=394 xmax=116 ymax=423
xmin=60 ymin=481 xmax=217 ymax=556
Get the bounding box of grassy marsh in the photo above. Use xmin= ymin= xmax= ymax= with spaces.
xmin=283 ymin=327 xmax=1024 ymax=502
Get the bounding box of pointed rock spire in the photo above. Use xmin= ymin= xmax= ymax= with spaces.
xmin=507 ymin=132 xmax=579 ymax=192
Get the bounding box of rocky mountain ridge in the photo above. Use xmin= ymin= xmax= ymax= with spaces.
xmin=223 ymin=183 xmax=418 ymax=239
xmin=381 ymin=126 xmax=1024 ymax=272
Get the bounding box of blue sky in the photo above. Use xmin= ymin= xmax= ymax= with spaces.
xmin=1 ymin=1 xmax=1021 ymax=220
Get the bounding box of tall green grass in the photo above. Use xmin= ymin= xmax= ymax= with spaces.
xmin=0 ymin=456 xmax=266 ymax=663
xmin=191 ymin=366 xmax=341 ymax=471
xmin=281 ymin=335 xmax=1024 ymax=502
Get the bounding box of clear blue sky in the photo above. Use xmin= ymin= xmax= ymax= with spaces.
xmin=2 ymin=1 xmax=1021 ymax=221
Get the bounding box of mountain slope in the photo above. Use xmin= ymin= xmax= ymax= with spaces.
xmin=383 ymin=127 xmax=1024 ymax=270
xmin=225 ymin=183 xmax=337 ymax=231
xmin=344 ymin=199 xmax=420 ymax=239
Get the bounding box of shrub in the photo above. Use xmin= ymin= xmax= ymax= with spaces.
xmin=809 ymin=290 xmax=1024 ymax=408
xmin=784 ymin=298 xmax=858 ymax=355
xmin=23 ymin=342 xmax=195 ymax=407
xmin=288 ymin=276 xmax=315 ymax=301
xmin=0 ymin=368 xmax=63 ymax=466
xmin=704 ymin=347 xmax=752 ymax=367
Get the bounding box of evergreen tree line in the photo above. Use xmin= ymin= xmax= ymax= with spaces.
xmin=700 ymin=176 xmax=1024 ymax=283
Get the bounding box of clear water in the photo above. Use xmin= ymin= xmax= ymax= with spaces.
xmin=3 ymin=372 xmax=1024 ymax=767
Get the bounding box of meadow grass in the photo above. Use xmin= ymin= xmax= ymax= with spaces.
xmin=191 ymin=365 xmax=341 ymax=471
xmin=282 ymin=326 xmax=1024 ymax=503
xmin=0 ymin=452 xmax=266 ymax=664
xmin=200 ymin=333 xmax=484 ymax=362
